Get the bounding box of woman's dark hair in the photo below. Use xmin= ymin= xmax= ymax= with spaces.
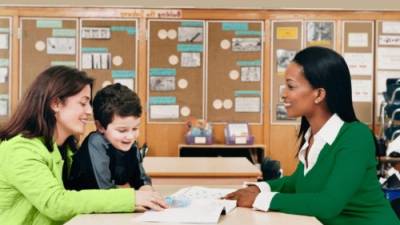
xmin=292 ymin=46 xmax=358 ymax=150
xmin=0 ymin=66 xmax=94 ymax=152
xmin=93 ymin=83 xmax=142 ymax=129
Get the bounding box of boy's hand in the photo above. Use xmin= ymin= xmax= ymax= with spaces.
xmin=135 ymin=190 xmax=168 ymax=211
xmin=117 ymin=183 xmax=131 ymax=188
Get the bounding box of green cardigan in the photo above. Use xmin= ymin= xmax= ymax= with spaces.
xmin=0 ymin=135 xmax=135 ymax=225
xmin=267 ymin=122 xmax=399 ymax=225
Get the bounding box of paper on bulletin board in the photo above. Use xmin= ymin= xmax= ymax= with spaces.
xmin=379 ymin=35 xmax=400 ymax=46
xmin=343 ymin=53 xmax=373 ymax=76
xmin=0 ymin=67 xmax=7 ymax=83
xmin=235 ymin=97 xmax=260 ymax=112
xmin=150 ymin=105 xmax=179 ymax=119
xmin=47 ymin=37 xmax=75 ymax=55
xmin=348 ymin=33 xmax=368 ymax=47
xmin=0 ymin=34 xmax=8 ymax=49
xmin=382 ymin=22 xmax=400 ymax=34
xmin=351 ymin=79 xmax=372 ymax=102
xmin=377 ymin=47 xmax=400 ymax=70
xmin=50 ymin=61 xmax=76 ymax=67
xmin=36 ymin=20 xmax=62 ymax=28
xmin=276 ymin=27 xmax=298 ymax=40
xmin=0 ymin=58 xmax=9 ymax=67
xmin=114 ymin=78 xmax=134 ymax=91
xmin=149 ymin=96 xmax=177 ymax=105
xmin=0 ymin=94 xmax=8 ymax=116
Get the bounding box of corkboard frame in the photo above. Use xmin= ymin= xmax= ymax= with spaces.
xmin=19 ymin=17 xmax=78 ymax=98
xmin=79 ymin=18 xmax=139 ymax=94
xmin=0 ymin=16 xmax=12 ymax=122
xmin=206 ymin=20 xmax=264 ymax=125
xmin=341 ymin=20 xmax=374 ymax=124
xmin=147 ymin=19 xmax=206 ymax=124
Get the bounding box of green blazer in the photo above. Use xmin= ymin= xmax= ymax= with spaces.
xmin=267 ymin=122 xmax=399 ymax=225
xmin=0 ymin=135 xmax=135 ymax=225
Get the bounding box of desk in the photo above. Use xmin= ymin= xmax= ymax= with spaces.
xmin=178 ymin=144 xmax=265 ymax=164
xmin=379 ymin=156 xmax=400 ymax=163
xmin=143 ymin=157 xmax=261 ymax=185
xmin=65 ymin=185 xmax=322 ymax=225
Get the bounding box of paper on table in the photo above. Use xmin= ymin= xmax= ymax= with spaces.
xmin=136 ymin=202 xmax=224 ymax=224
xmin=136 ymin=186 xmax=237 ymax=224
xmin=172 ymin=186 xmax=237 ymax=213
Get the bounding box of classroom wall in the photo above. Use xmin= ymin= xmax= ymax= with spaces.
xmin=1 ymin=6 xmax=399 ymax=175
xmin=2 ymin=0 xmax=400 ymax=11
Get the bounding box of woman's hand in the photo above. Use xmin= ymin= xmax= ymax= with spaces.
xmin=135 ymin=190 xmax=168 ymax=212
xmin=224 ymin=185 xmax=261 ymax=208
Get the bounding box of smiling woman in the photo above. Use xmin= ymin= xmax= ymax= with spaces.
xmin=0 ymin=66 xmax=167 ymax=225
xmin=225 ymin=47 xmax=399 ymax=225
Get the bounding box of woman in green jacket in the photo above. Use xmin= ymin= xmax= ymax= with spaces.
xmin=225 ymin=47 xmax=399 ymax=225
xmin=0 ymin=66 xmax=167 ymax=225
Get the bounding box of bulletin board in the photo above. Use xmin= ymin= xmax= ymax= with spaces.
xmin=20 ymin=18 xmax=78 ymax=97
xmin=147 ymin=20 xmax=205 ymax=123
xmin=270 ymin=20 xmax=303 ymax=124
xmin=342 ymin=21 xmax=374 ymax=124
xmin=0 ymin=17 xmax=11 ymax=121
xmin=80 ymin=19 xmax=138 ymax=94
xmin=375 ymin=20 xmax=400 ymax=121
xmin=207 ymin=21 xmax=263 ymax=124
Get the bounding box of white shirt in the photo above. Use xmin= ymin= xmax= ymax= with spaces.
xmin=251 ymin=114 xmax=344 ymax=211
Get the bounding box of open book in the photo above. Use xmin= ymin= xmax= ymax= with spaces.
xmin=136 ymin=186 xmax=237 ymax=224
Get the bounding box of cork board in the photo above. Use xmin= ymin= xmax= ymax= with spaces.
xmin=342 ymin=21 xmax=374 ymax=124
xmin=0 ymin=17 xmax=11 ymax=121
xmin=271 ymin=20 xmax=303 ymax=124
xmin=207 ymin=21 xmax=263 ymax=124
xmin=80 ymin=19 xmax=137 ymax=94
xmin=20 ymin=18 xmax=78 ymax=97
xmin=375 ymin=20 xmax=400 ymax=121
xmin=147 ymin=20 xmax=205 ymax=123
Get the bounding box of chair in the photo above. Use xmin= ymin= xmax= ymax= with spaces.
xmin=385 ymin=126 xmax=400 ymax=142
xmin=260 ymin=157 xmax=281 ymax=181
xmin=380 ymin=85 xmax=400 ymax=140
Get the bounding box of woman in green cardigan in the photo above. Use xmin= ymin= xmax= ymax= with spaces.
xmin=225 ymin=47 xmax=399 ymax=225
xmin=0 ymin=66 xmax=167 ymax=225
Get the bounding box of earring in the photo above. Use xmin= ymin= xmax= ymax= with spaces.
xmin=314 ymin=99 xmax=319 ymax=104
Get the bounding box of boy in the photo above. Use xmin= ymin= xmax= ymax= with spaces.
xmin=68 ymin=83 xmax=152 ymax=191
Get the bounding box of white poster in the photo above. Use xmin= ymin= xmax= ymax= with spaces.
xmin=377 ymin=47 xmax=400 ymax=70
xmin=351 ymin=79 xmax=372 ymax=102
xmin=343 ymin=53 xmax=373 ymax=76
xmin=234 ymin=97 xmax=260 ymax=112
xmin=0 ymin=34 xmax=8 ymax=49
xmin=379 ymin=35 xmax=400 ymax=46
xmin=0 ymin=67 xmax=7 ymax=83
xmin=150 ymin=105 xmax=179 ymax=119
xmin=382 ymin=22 xmax=400 ymax=34
xmin=46 ymin=38 xmax=75 ymax=55
xmin=114 ymin=79 xmax=134 ymax=91
xmin=0 ymin=94 xmax=8 ymax=116
xmin=348 ymin=33 xmax=368 ymax=47
xmin=81 ymin=53 xmax=92 ymax=69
